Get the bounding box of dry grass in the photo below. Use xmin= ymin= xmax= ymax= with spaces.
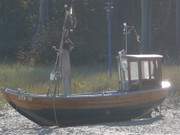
xmin=0 ymin=64 xmax=179 ymax=107
xmin=0 ymin=64 xmax=50 ymax=93
xmin=0 ymin=64 xmax=119 ymax=94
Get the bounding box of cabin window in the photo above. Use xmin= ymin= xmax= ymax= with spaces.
xmin=141 ymin=61 xmax=149 ymax=79
xmin=150 ymin=61 xmax=155 ymax=79
xmin=130 ymin=62 xmax=139 ymax=80
xmin=155 ymin=60 xmax=159 ymax=71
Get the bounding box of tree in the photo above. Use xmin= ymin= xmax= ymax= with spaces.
xmin=30 ymin=0 xmax=50 ymax=65
xmin=176 ymin=0 xmax=180 ymax=60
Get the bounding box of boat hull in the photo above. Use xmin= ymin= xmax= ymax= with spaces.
xmin=2 ymin=88 xmax=170 ymax=127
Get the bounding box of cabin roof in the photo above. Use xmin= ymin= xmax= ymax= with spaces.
xmin=124 ymin=54 xmax=163 ymax=59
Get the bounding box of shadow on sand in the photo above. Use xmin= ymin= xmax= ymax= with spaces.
xmin=104 ymin=115 xmax=163 ymax=127
xmin=35 ymin=126 xmax=59 ymax=135
xmin=31 ymin=115 xmax=163 ymax=134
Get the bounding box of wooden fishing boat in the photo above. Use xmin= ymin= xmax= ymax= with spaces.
xmin=1 ymin=2 xmax=171 ymax=127
xmin=1 ymin=53 xmax=171 ymax=127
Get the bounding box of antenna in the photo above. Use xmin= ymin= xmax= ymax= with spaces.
xmin=123 ymin=23 xmax=128 ymax=53
xmin=123 ymin=23 xmax=141 ymax=53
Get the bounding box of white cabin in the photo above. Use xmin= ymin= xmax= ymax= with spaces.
xmin=117 ymin=52 xmax=163 ymax=91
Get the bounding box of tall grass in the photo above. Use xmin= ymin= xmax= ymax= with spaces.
xmin=0 ymin=64 xmax=179 ymax=93
xmin=0 ymin=64 xmax=50 ymax=93
xmin=72 ymin=71 xmax=119 ymax=93
xmin=0 ymin=64 xmax=179 ymax=107
xmin=0 ymin=64 xmax=119 ymax=94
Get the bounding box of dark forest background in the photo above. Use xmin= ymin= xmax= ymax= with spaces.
xmin=0 ymin=0 xmax=176 ymax=66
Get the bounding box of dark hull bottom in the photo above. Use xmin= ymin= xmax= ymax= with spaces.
xmin=9 ymin=100 xmax=163 ymax=127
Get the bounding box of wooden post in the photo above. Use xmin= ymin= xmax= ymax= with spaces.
xmin=141 ymin=0 xmax=152 ymax=53
xmin=105 ymin=0 xmax=113 ymax=78
xmin=62 ymin=49 xmax=71 ymax=96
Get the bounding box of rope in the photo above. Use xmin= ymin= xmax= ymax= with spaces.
xmin=49 ymin=0 xmax=76 ymax=125
xmin=52 ymin=96 xmax=58 ymax=125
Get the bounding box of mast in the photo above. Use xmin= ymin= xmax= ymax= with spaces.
xmin=49 ymin=0 xmax=76 ymax=97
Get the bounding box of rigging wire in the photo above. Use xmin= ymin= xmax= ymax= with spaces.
xmin=48 ymin=0 xmax=76 ymax=97
xmin=47 ymin=0 xmax=77 ymax=125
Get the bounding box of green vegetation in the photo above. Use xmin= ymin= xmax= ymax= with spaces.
xmin=0 ymin=64 xmax=119 ymax=107
xmin=0 ymin=0 xmax=176 ymax=65
xmin=0 ymin=64 xmax=119 ymax=94
xmin=0 ymin=64 xmax=50 ymax=93
xmin=0 ymin=64 xmax=180 ymax=108
xmin=72 ymin=70 xmax=119 ymax=93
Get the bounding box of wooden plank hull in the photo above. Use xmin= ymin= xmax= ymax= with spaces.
xmin=1 ymin=88 xmax=170 ymax=127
